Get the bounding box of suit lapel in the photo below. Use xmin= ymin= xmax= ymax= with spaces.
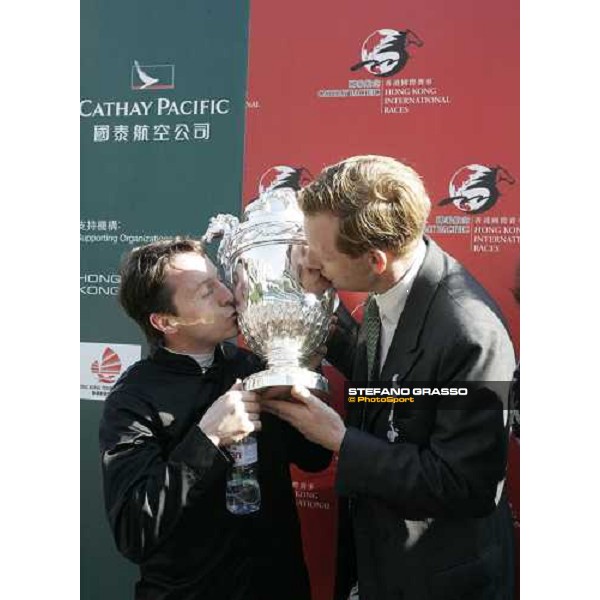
xmin=363 ymin=238 xmax=447 ymax=429
xmin=379 ymin=237 xmax=446 ymax=382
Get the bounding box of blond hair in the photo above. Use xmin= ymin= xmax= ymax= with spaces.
xmin=298 ymin=155 xmax=430 ymax=257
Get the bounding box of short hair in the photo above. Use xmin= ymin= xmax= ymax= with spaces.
xmin=298 ymin=155 xmax=431 ymax=257
xmin=118 ymin=237 xmax=206 ymax=344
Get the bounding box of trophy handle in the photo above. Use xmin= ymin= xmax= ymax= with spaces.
xmin=201 ymin=214 xmax=240 ymax=283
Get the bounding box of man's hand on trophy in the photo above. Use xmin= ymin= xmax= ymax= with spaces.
xmin=290 ymin=244 xmax=333 ymax=295
xmin=327 ymin=314 xmax=338 ymax=338
xmin=301 ymin=265 xmax=333 ymax=295
xmin=261 ymin=385 xmax=346 ymax=452
xmin=198 ymin=379 xmax=262 ymax=447
xmin=308 ymin=344 xmax=327 ymax=369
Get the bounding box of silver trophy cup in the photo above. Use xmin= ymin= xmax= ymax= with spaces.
xmin=202 ymin=188 xmax=335 ymax=394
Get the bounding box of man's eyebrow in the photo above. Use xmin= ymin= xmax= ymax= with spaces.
xmin=193 ymin=280 xmax=210 ymax=291
xmin=193 ymin=273 xmax=217 ymax=292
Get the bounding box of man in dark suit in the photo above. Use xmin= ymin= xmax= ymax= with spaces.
xmin=262 ymin=156 xmax=515 ymax=600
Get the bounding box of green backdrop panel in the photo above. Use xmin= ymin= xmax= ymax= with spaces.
xmin=81 ymin=2 xmax=250 ymax=598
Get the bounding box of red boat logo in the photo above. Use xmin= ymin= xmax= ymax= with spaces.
xmin=91 ymin=347 xmax=122 ymax=383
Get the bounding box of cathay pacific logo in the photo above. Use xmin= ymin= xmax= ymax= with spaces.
xmin=131 ymin=61 xmax=175 ymax=90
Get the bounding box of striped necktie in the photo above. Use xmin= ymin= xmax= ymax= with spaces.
xmin=364 ymin=296 xmax=381 ymax=381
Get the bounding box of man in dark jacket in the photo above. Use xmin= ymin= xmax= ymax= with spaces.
xmin=263 ymin=156 xmax=515 ymax=600
xmin=99 ymin=238 xmax=331 ymax=600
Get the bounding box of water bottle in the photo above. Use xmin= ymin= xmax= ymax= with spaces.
xmin=225 ymin=433 xmax=261 ymax=515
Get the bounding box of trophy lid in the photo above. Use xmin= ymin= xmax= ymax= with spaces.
xmin=242 ymin=188 xmax=304 ymax=224
xmin=203 ymin=188 xmax=307 ymax=272
xmin=218 ymin=188 xmax=305 ymax=260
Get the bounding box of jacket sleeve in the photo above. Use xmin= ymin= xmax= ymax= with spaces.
xmin=335 ymin=328 xmax=515 ymax=519
xmin=325 ymin=301 xmax=360 ymax=379
xmin=99 ymin=391 xmax=231 ymax=563
xmin=283 ymin=419 xmax=333 ymax=472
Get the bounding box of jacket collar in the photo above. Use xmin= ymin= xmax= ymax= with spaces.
xmin=378 ymin=236 xmax=446 ymax=381
xmin=149 ymin=342 xmax=238 ymax=377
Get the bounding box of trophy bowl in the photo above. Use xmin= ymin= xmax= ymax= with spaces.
xmin=202 ymin=188 xmax=335 ymax=395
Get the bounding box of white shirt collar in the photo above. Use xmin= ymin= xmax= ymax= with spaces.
xmin=164 ymin=346 xmax=215 ymax=370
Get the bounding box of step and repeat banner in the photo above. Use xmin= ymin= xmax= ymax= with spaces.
xmin=242 ymin=1 xmax=519 ymax=599
xmin=80 ymin=2 xmax=250 ymax=598
xmin=81 ymin=1 xmax=518 ymax=599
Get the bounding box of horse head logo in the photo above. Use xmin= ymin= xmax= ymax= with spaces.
xmin=258 ymin=166 xmax=313 ymax=194
xmin=351 ymin=29 xmax=424 ymax=77
xmin=438 ymin=164 xmax=515 ymax=214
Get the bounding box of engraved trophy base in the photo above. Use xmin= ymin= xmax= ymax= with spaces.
xmin=243 ymin=366 xmax=329 ymax=399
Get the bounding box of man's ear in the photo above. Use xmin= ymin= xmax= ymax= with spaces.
xmin=149 ymin=313 xmax=178 ymax=336
xmin=367 ymin=249 xmax=387 ymax=275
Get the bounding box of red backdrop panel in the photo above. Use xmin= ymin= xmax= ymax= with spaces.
xmin=243 ymin=2 xmax=519 ymax=598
